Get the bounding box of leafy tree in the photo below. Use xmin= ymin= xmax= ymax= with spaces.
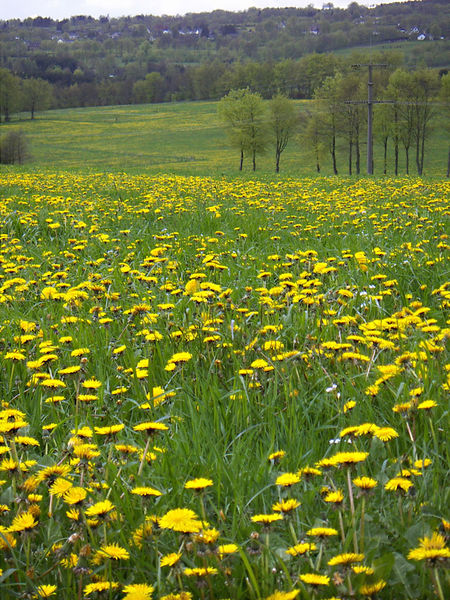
xmin=374 ymin=103 xmax=393 ymax=175
xmin=314 ymin=75 xmax=341 ymax=175
xmin=388 ymin=69 xmax=415 ymax=175
xmin=132 ymin=72 xmax=165 ymax=103
xmin=438 ymin=73 xmax=450 ymax=177
xmin=302 ymin=108 xmax=327 ymax=173
xmin=218 ymin=89 xmax=268 ymax=171
xmin=268 ymin=94 xmax=298 ymax=172
xmin=335 ymin=72 xmax=365 ymax=175
xmin=0 ymin=68 xmax=22 ymax=123
xmin=411 ymin=69 xmax=440 ymax=175
xmin=21 ymin=78 xmax=53 ymax=119
xmin=190 ymin=61 xmax=226 ymax=100
xmin=218 ymin=89 xmax=248 ymax=171
xmin=296 ymin=53 xmax=340 ymax=98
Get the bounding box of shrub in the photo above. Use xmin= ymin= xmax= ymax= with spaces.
xmin=0 ymin=129 xmax=30 ymax=164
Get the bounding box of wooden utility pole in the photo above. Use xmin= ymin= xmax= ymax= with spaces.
xmin=348 ymin=64 xmax=391 ymax=175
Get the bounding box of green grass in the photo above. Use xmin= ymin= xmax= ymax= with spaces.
xmin=332 ymin=39 xmax=450 ymax=69
xmin=2 ymin=99 xmax=448 ymax=178
xmin=0 ymin=171 xmax=448 ymax=599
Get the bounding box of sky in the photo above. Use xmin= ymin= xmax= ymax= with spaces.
xmin=0 ymin=1 xmax=404 ymax=21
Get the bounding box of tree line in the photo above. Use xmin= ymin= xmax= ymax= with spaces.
xmin=1 ymin=47 xmax=445 ymax=120
xmin=218 ymin=68 xmax=450 ymax=177
xmin=0 ymin=53 xmax=346 ymax=117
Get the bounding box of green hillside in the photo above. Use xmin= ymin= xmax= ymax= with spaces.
xmin=2 ymin=100 xmax=448 ymax=178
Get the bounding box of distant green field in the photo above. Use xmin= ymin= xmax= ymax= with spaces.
xmin=1 ymin=99 xmax=448 ymax=178
xmin=332 ymin=39 xmax=450 ymax=69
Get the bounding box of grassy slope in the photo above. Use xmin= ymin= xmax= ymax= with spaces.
xmin=1 ymin=99 xmax=448 ymax=177
xmin=332 ymin=39 xmax=450 ymax=68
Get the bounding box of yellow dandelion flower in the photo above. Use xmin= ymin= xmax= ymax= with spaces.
xmin=9 ymin=511 xmax=38 ymax=532
xmin=328 ymin=451 xmax=369 ymax=467
xmin=324 ymin=490 xmax=344 ymax=504
xmin=264 ymin=591 xmax=299 ymax=600
xmin=159 ymin=508 xmax=202 ymax=533
xmin=251 ymin=513 xmax=283 ymax=525
xmin=82 ymin=378 xmax=102 ymax=389
xmin=286 ymin=542 xmax=317 ymax=556
xmin=184 ymin=567 xmax=218 ymax=577
xmin=353 ymin=477 xmax=377 ymax=490
xmin=160 ymin=552 xmax=182 ymax=567
xmin=33 ymin=584 xmax=57 ymax=598
xmin=306 ymin=527 xmax=339 ymax=538
xmin=272 ymin=499 xmax=300 ymax=513
xmin=268 ymin=450 xmax=286 ymax=462
xmin=49 ymin=478 xmax=73 ymax=497
xmin=0 ymin=527 xmax=17 ymax=549
xmin=194 ymin=527 xmax=220 ymax=544
xmin=276 ymin=472 xmax=300 ymax=487
xmin=58 ymin=365 xmax=81 ymax=375
xmin=328 ymin=553 xmax=364 ymax=566
xmin=133 ymin=421 xmax=169 ymax=433
xmin=359 ymin=581 xmax=387 ymax=596
xmin=83 ymin=581 xmax=119 ymax=595
xmin=94 ymin=424 xmax=125 ymax=436
xmin=122 ymin=583 xmax=154 ymax=600
xmin=95 ymin=543 xmax=130 ymax=561
xmin=385 ymin=477 xmax=413 ymax=493
xmin=85 ymin=499 xmax=115 ymax=518
xmin=299 ymin=573 xmax=330 ymax=586
xmin=374 ymin=427 xmax=399 ymax=442
xmin=40 ymin=378 xmax=65 ymax=389
xmin=218 ymin=543 xmax=239 ymax=558
xmin=184 ymin=478 xmax=213 ymax=491
xmin=63 ymin=487 xmax=87 ymax=505
xmin=131 ymin=487 xmax=163 ymax=497
xmin=417 ymin=399 xmax=437 ymax=410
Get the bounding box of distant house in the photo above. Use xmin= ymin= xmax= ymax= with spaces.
xmin=417 ymin=33 xmax=426 ymax=40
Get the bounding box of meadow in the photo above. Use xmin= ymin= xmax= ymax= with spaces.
xmin=0 ymin=168 xmax=448 ymax=600
xmin=3 ymin=100 xmax=449 ymax=177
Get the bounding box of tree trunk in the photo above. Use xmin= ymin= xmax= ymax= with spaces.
xmin=4 ymin=107 xmax=10 ymax=122
xmin=394 ymin=140 xmax=399 ymax=176
xmin=355 ymin=125 xmax=360 ymax=175
xmin=331 ymin=134 xmax=338 ymax=175
xmin=420 ymin=124 xmax=426 ymax=175
xmin=275 ymin=150 xmax=280 ymax=173
xmin=384 ymin=138 xmax=388 ymax=175
xmin=415 ymin=135 xmax=421 ymax=175
xmin=348 ymin=139 xmax=353 ymax=176
xmin=239 ymin=150 xmax=243 ymax=171
xmin=405 ymin=146 xmax=410 ymax=175
xmin=252 ymin=150 xmax=256 ymax=172
xmin=447 ymin=146 xmax=450 ymax=178
xmin=316 ymin=148 xmax=320 ymax=173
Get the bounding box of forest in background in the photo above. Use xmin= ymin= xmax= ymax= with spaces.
xmin=0 ymin=0 xmax=449 ymax=112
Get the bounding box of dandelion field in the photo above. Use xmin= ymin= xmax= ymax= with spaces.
xmin=7 ymin=100 xmax=449 ymax=177
xmin=0 ymin=171 xmax=449 ymax=600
